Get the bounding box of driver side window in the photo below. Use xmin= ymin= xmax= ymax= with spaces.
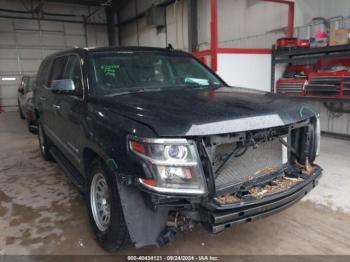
xmin=63 ymin=55 xmax=83 ymax=93
xmin=48 ymin=54 xmax=83 ymax=96
xmin=48 ymin=56 xmax=67 ymax=87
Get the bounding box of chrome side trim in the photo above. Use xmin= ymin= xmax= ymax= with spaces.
xmin=67 ymin=141 xmax=79 ymax=154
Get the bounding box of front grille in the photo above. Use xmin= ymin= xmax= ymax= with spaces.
xmin=214 ymin=139 xmax=283 ymax=192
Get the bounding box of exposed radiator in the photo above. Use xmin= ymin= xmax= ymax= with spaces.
xmin=213 ymin=139 xmax=283 ymax=192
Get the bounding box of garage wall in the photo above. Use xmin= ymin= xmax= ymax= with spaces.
xmin=295 ymin=0 xmax=350 ymax=27
xmin=0 ymin=0 xmax=108 ymax=111
xmin=198 ymin=0 xmax=288 ymax=50
xmin=119 ymin=0 xmax=189 ymax=51
xmin=217 ymin=53 xmax=272 ymax=92
xmin=197 ymin=0 xmax=350 ymax=49
xmin=118 ymin=0 xmax=350 ymax=51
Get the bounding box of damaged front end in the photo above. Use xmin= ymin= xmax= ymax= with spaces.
xmin=198 ymin=116 xmax=322 ymax=233
xmin=118 ymin=116 xmax=322 ymax=248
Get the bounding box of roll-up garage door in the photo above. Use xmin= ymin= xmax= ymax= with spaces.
xmin=0 ymin=18 xmax=87 ymax=111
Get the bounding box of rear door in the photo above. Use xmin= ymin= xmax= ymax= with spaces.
xmin=41 ymin=56 xmax=69 ymax=150
xmin=35 ymin=58 xmax=57 ymax=136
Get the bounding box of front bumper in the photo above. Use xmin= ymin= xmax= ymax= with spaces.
xmin=202 ymin=166 xmax=322 ymax=233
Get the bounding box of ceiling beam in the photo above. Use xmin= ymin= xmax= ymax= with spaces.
xmin=45 ymin=0 xmax=110 ymax=7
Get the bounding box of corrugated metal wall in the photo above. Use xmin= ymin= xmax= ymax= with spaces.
xmin=198 ymin=0 xmax=288 ymax=50
xmin=0 ymin=0 xmax=108 ymax=111
xmin=311 ymin=102 xmax=350 ymax=136
xmin=119 ymin=0 xmax=188 ymax=51
xmin=197 ymin=0 xmax=350 ymax=49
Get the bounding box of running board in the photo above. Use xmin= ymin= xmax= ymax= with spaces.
xmin=50 ymin=146 xmax=86 ymax=193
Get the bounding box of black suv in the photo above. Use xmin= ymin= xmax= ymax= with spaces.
xmin=34 ymin=46 xmax=322 ymax=251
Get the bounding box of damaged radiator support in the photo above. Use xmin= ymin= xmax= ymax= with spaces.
xmin=201 ymin=120 xmax=314 ymax=197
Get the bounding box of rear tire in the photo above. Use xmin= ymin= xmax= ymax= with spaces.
xmin=87 ymin=159 xmax=131 ymax=252
xmin=28 ymin=121 xmax=38 ymax=134
xmin=38 ymin=122 xmax=54 ymax=162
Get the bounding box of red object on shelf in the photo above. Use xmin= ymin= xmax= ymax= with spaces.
xmin=276 ymin=38 xmax=310 ymax=50
xmin=285 ymin=64 xmax=315 ymax=75
xmin=297 ymin=39 xmax=311 ymax=48
xmin=316 ymin=58 xmax=350 ymax=69
xmin=278 ymin=71 xmax=350 ymax=99
xmin=276 ymin=38 xmax=298 ymax=50
xmin=306 ymin=72 xmax=350 ymax=99
xmin=277 ymin=79 xmax=306 ymax=96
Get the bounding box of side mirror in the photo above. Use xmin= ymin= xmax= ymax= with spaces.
xmin=50 ymin=79 xmax=76 ymax=94
xmin=18 ymin=87 xmax=24 ymax=94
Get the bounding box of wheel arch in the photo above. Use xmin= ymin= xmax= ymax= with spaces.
xmin=82 ymin=147 xmax=100 ymax=175
xmin=82 ymin=146 xmax=118 ymax=176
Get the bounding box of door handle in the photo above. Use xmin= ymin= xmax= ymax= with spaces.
xmin=52 ymin=104 xmax=61 ymax=110
xmin=40 ymin=96 xmax=47 ymax=101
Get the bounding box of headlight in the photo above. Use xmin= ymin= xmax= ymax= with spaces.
xmin=164 ymin=145 xmax=188 ymax=160
xmin=128 ymin=136 xmax=207 ymax=195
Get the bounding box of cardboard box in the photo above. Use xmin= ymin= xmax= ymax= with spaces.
xmin=330 ymin=29 xmax=350 ymax=46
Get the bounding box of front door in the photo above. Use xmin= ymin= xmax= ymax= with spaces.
xmin=50 ymin=54 xmax=85 ymax=171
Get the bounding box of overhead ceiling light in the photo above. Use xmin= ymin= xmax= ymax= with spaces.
xmin=1 ymin=77 xmax=16 ymax=81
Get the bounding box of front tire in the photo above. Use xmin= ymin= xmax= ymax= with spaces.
xmin=87 ymin=159 xmax=131 ymax=252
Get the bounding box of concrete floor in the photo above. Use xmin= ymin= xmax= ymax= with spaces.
xmin=0 ymin=111 xmax=350 ymax=255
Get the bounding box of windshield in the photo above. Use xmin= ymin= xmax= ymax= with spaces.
xmin=91 ymin=52 xmax=224 ymax=96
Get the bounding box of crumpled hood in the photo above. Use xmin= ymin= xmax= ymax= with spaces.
xmin=97 ymin=87 xmax=316 ymax=137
